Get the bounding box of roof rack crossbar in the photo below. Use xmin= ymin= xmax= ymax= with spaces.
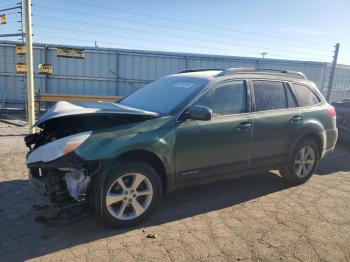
xmin=218 ymin=68 xmax=307 ymax=79
xmin=177 ymin=68 xmax=224 ymax=74
xmin=256 ymin=68 xmax=307 ymax=79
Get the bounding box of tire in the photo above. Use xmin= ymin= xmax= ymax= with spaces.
xmin=280 ymin=139 xmax=320 ymax=184
xmin=97 ymin=161 xmax=162 ymax=227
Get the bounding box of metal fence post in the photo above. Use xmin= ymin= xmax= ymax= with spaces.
xmin=326 ymin=43 xmax=340 ymax=102
xmin=185 ymin=55 xmax=189 ymax=69
xmin=320 ymin=62 xmax=328 ymax=95
xmin=115 ymin=49 xmax=119 ymax=96
xmin=44 ymin=45 xmax=48 ymax=93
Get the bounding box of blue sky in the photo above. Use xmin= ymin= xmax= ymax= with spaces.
xmin=1 ymin=0 xmax=350 ymax=64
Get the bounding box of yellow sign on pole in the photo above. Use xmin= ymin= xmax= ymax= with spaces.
xmin=0 ymin=14 xmax=7 ymax=25
xmin=16 ymin=63 xmax=27 ymax=73
xmin=38 ymin=64 xmax=52 ymax=75
xmin=57 ymin=47 xmax=85 ymax=59
xmin=16 ymin=45 xmax=26 ymax=55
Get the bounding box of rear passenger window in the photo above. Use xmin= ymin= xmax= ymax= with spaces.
xmin=253 ymin=81 xmax=288 ymax=111
xmin=291 ymin=83 xmax=321 ymax=107
xmin=195 ymin=80 xmax=247 ymax=116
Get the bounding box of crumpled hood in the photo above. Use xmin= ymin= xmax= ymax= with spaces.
xmin=34 ymin=101 xmax=159 ymax=127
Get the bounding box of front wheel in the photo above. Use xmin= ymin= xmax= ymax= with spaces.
xmin=98 ymin=161 xmax=162 ymax=227
xmin=280 ymin=139 xmax=320 ymax=184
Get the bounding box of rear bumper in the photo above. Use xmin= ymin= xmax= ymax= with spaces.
xmin=321 ymin=146 xmax=335 ymax=158
xmin=321 ymin=128 xmax=338 ymax=158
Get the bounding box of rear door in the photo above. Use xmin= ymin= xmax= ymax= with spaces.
xmin=175 ymin=80 xmax=253 ymax=183
xmin=251 ymin=80 xmax=303 ymax=168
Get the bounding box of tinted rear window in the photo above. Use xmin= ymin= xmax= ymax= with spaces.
xmin=291 ymin=83 xmax=321 ymax=107
xmin=253 ymin=81 xmax=287 ymax=111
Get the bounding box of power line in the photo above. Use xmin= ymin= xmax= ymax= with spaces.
xmin=1 ymin=11 xmax=19 ymax=15
xmin=0 ymin=36 xmax=212 ymax=58
xmin=0 ymin=33 xmax=25 ymax=37
xmin=0 ymin=1 xmax=331 ymax=63
xmin=0 ymin=0 xmax=19 ymax=6
xmin=35 ymin=24 xmax=259 ymax=54
xmin=34 ymin=24 xmax=329 ymax=61
xmin=32 ymin=4 xmax=330 ymax=53
xmin=35 ymin=34 xmax=328 ymax=62
xmin=0 ymin=5 xmax=21 ymax=12
xmin=0 ymin=36 xmax=262 ymax=62
xmin=39 ymin=35 xmax=188 ymax=54
xmin=57 ymin=0 xmax=330 ymax=47
xmin=32 ymin=15 xmax=324 ymax=57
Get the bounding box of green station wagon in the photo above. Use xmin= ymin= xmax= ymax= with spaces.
xmin=25 ymin=68 xmax=338 ymax=227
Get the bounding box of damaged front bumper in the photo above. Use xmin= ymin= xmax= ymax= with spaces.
xmin=29 ymin=168 xmax=47 ymax=195
xmin=27 ymin=152 xmax=98 ymax=204
xmin=25 ymin=130 xmax=96 ymax=203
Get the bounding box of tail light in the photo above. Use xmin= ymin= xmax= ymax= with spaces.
xmin=327 ymin=106 xmax=336 ymax=118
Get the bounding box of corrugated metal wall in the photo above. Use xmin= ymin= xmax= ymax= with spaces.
xmin=1 ymin=40 xmax=349 ymax=109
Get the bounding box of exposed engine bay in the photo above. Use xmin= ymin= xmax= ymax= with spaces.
xmin=25 ymin=101 xmax=157 ymax=206
xmin=29 ymin=165 xmax=98 ymax=204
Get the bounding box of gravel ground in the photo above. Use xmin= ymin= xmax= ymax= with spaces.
xmin=0 ymin=112 xmax=349 ymax=262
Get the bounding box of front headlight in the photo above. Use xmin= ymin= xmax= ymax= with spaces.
xmin=27 ymin=131 xmax=92 ymax=164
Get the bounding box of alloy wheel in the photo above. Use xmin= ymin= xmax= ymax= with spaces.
xmin=106 ymin=173 xmax=153 ymax=220
xmin=294 ymin=146 xmax=316 ymax=178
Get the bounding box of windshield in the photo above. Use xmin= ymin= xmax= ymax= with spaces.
xmin=120 ymin=76 xmax=208 ymax=114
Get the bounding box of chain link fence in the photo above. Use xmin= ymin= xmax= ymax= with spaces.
xmin=326 ymin=64 xmax=350 ymax=103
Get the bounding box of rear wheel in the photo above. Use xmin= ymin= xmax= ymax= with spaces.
xmin=280 ymin=139 xmax=319 ymax=184
xmin=98 ymin=161 xmax=162 ymax=227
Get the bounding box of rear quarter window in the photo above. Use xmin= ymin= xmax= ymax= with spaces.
xmin=291 ymin=83 xmax=321 ymax=107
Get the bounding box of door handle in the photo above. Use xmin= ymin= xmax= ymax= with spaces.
xmin=236 ymin=121 xmax=252 ymax=131
xmin=290 ymin=115 xmax=303 ymax=123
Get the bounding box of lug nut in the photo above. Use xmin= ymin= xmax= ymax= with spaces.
xmin=133 ymin=194 xmax=136 ymax=198
xmin=124 ymin=191 xmax=128 ymax=195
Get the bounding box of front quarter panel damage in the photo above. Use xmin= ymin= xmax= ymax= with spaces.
xmin=76 ymin=116 xmax=176 ymax=177
xmin=25 ymin=110 xmax=176 ymax=208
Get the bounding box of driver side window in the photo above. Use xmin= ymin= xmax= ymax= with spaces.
xmin=194 ymin=80 xmax=247 ymax=116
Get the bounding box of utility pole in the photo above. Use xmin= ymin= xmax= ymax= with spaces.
xmin=326 ymin=43 xmax=340 ymax=102
xmin=24 ymin=0 xmax=35 ymax=133
xmin=261 ymin=52 xmax=268 ymax=59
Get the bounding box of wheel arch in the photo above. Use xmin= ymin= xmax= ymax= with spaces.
xmin=114 ymin=149 xmax=168 ymax=193
xmin=295 ymin=132 xmax=323 ymax=156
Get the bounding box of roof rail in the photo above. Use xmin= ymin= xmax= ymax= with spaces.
xmin=177 ymin=68 xmax=224 ymax=74
xmin=217 ymin=68 xmax=307 ymax=79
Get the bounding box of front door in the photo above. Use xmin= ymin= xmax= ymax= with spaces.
xmin=175 ymin=80 xmax=252 ymax=183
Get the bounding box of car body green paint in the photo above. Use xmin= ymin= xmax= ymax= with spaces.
xmin=24 ymin=69 xmax=340 ymax=227
xmin=76 ymin=115 xmax=176 ymax=177
xmin=175 ymin=112 xmax=253 ymax=182
xmin=32 ymin=70 xmax=338 ymax=194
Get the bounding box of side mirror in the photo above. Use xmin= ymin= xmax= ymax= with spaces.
xmin=186 ymin=105 xmax=212 ymax=121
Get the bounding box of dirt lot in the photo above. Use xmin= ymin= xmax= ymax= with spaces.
xmin=0 ymin=112 xmax=350 ymax=262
